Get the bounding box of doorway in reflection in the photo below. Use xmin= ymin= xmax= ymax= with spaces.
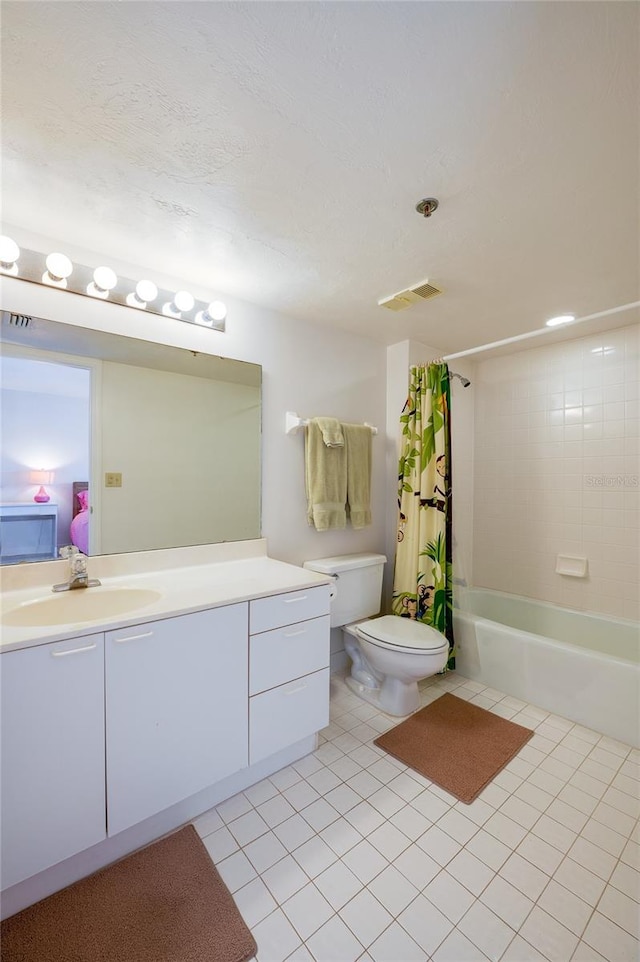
xmin=0 ymin=352 xmax=92 ymax=563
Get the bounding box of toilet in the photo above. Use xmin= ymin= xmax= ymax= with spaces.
xmin=303 ymin=553 xmax=449 ymax=716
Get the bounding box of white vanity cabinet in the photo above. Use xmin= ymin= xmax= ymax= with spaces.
xmin=249 ymin=586 xmax=330 ymax=764
xmin=0 ymin=634 xmax=106 ymax=890
xmin=105 ymin=604 xmax=249 ymax=836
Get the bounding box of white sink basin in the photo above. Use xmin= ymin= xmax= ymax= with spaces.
xmin=2 ymin=587 xmax=162 ymax=627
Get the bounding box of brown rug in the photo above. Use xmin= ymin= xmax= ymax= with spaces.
xmin=374 ymin=692 xmax=534 ymax=804
xmin=0 ymin=825 xmax=257 ymax=962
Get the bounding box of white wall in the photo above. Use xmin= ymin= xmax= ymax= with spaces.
xmin=472 ymin=323 xmax=639 ymax=620
xmin=99 ymin=362 xmax=260 ymax=553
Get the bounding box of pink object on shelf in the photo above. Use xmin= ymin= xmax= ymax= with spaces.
xmin=70 ymin=489 xmax=90 ymax=554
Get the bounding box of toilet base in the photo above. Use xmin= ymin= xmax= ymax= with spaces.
xmin=344 ymin=673 xmax=418 ymax=718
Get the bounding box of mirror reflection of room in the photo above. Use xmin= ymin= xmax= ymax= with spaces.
xmin=0 ymin=323 xmax=262 ymax=564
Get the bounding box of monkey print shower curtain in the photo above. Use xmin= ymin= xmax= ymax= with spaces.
xmin=392 ymin=362 xmax=455 ymax=669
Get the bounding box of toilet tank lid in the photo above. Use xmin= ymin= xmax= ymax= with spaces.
xmin=303 ymin=552 xmax=387 ymax=574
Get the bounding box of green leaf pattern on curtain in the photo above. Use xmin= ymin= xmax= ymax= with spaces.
xmin=393 ymin=363 xmax=455 ymax=669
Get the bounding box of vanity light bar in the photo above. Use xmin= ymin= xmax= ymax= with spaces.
xmin=0 ymin=242 xmax=227 ymax=333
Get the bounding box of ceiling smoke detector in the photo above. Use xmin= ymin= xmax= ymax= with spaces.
xmin=378 ymin=278 xmax=443 ymax=312
xmin=415 ymin=197 xmax=439 ymax=217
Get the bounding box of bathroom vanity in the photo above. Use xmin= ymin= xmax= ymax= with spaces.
xmin=0 ymin=540 xmax=331 ymax=917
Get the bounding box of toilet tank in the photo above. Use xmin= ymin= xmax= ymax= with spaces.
xmin=303 ymin=553 xmax=386 ymax=628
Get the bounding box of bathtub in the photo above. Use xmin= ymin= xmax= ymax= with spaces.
xmin=453 ymin=588 xmax=640 ymax=748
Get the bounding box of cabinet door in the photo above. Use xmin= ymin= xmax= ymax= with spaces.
xmin=105 ymin=605 xmax=248 ymax=836
xmin=1 ymin=635 xmax=106 ymax=889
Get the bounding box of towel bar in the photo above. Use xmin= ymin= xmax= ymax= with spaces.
xmin=285 ymin=411 xmax=378 ymax=435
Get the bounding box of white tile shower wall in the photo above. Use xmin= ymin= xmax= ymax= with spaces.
xmin=472 ymin=324 xmax=639 ymax=620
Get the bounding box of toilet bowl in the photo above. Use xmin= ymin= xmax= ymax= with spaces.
xmin=303 ymin=553 xmax=449 ymax=717
xmin=346 ymin=615 xmax=449 ymax=715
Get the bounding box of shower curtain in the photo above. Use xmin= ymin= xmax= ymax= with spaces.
xmin=392 ymin=362 xmax=455 ymax=669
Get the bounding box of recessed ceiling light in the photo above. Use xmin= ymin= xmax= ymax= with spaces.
xmin=546 ymin=314 xmax=575 ymax=327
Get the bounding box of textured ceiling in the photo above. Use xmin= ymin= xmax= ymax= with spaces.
xmin=2 ymin=1 xmax=638 ymax=352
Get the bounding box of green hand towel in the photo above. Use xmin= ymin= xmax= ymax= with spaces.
xmin=343 ymin=422 xmax=372 ymax=529
xmin=305 ymin=421 xmax=347 ymax=530
xmin=312 ymin=417 xmax=344 ymax=447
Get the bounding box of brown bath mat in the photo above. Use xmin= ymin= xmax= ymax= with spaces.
xmin=374 ymin=692 xmax=534 ymax=804
xmin=0 ymin=824 xmax=257 ymax=962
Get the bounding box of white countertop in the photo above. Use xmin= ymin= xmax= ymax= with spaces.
xmin=0 ymin=547 xmax=331 ymax=653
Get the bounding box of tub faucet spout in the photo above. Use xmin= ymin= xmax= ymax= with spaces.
xmin=53 ymin=546 xmax=101 ymax=592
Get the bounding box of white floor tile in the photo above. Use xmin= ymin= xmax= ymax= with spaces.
xmin=342 ymin=838 xmax=388 ymax=884
xmin=368 ymin=921 xmax=428 ymax=961
xmin=432 ymin=927 xmax=491 ymax=961
xmin=292 ymin=835 xmax=338 ymax=878
xmin=597 ymin=885 xmax=639 ymax=937
xmin=417 ymin=824 xmax=462 ymax=866
xmin=368 ymin=863 xmax=420 ymax=917
xmin=201 ymin=672 xmax=640 ymax=962
xmin=245 ymin=831 xmax=289 ymax=874
xmin=519 ymin=906 xmax=579 ymax=962
xmin=397 ymin=892 xmax=454 ymax=955
xmin=314 ymin=859 xmax=363 ymax=910
xmin=458 ymin=899 xmax=516 ymax=960
xmin=262 ymin=854 xmax=310 ymax=904
xmin=582 ymin=911 xmax=640 ymax=962
xmin=423 ymin=869 xmax=476 ymax=923
xmin=447 ymin=848 xmax=495 ymax=896
xmin=216 ymin=849 xmax=257 ymax=893
xmin=467 ymin=829 xmax=512 ymax=872
xmin=481 ymin=874 xmax=534 ymax=930
xmin=553 ymin=856 xmax=608 ymax=908
xmin=235 ymin=876 xmax=278 ymax=928
xmin=252 ymin=907 xmax=302 ymax=962
xmin=537 ymin=879 xmax=592 ymax=937
xmin=394 ymin=843 xmax=441 ymax=890
xmin=500 ymin=852 xmax=550 ymax=900
xmin=305 ymin=914 xmax=364 ymax=962
xmin=339 ymin=889 xmax=394 ymax=948
xmin=301 ymin=798 xmax=340 ymax=833
xmin=282 ymin=882 xmax=334 ymax=941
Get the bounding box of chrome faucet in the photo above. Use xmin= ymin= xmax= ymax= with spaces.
xmin=53 ymin=546 xmax=101 ymax=592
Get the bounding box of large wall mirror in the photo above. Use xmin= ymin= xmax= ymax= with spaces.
xmin=0 ymin=311 xmax=261 ymax=564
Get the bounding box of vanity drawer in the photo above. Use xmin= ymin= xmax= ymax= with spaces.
xmin=249 ymin=667 xmax=330 ymax=765
xmin=250 ymin=615 xmax=329 ymax=695
xmin=250 ymin=585 xmax=330 ymax=634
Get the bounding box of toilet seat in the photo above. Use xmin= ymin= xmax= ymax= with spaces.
xmin=355 ymin=615 xmax=448 ymax=654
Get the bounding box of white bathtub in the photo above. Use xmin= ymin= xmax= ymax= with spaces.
xmin=454 ymin=588 xmax=640 ymax=748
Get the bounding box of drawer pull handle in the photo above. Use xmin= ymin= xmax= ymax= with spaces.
xmin=52 ymin=643 xmax=97 ymax=657
xmin=283 ymin=596 xmax=307 ymax=604
xmin=284 ymin=629 xmax=307 ymax=638
xmin=285 ymin=683 xmax=308 ymax=696
xmin=114 ymin=631 xmax=153 ymax=644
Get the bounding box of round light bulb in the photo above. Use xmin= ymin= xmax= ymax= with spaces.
xmin=93 ymin=266 xmax=117 ymax=291
xmin=0 ymin=235 xmax=20 ymax=265
xmin=46 ymin=252 xmax=73 ymax=280
xmin=173 ymin=290 xmax=195 ymax=313
xmin=208 ymin=300 xmax=227 ymax=322
xmin=136 ymin=280 xmax=157 ymax=303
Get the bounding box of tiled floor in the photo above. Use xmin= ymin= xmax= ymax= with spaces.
xmin=194 ymin=671 xmax=640 ymax=962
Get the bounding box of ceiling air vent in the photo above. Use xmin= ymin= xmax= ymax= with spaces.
xmin=2 ymin=311 xmax=34 ymax=328
xmin=378 ymin=278 xmax=443 ymax=312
